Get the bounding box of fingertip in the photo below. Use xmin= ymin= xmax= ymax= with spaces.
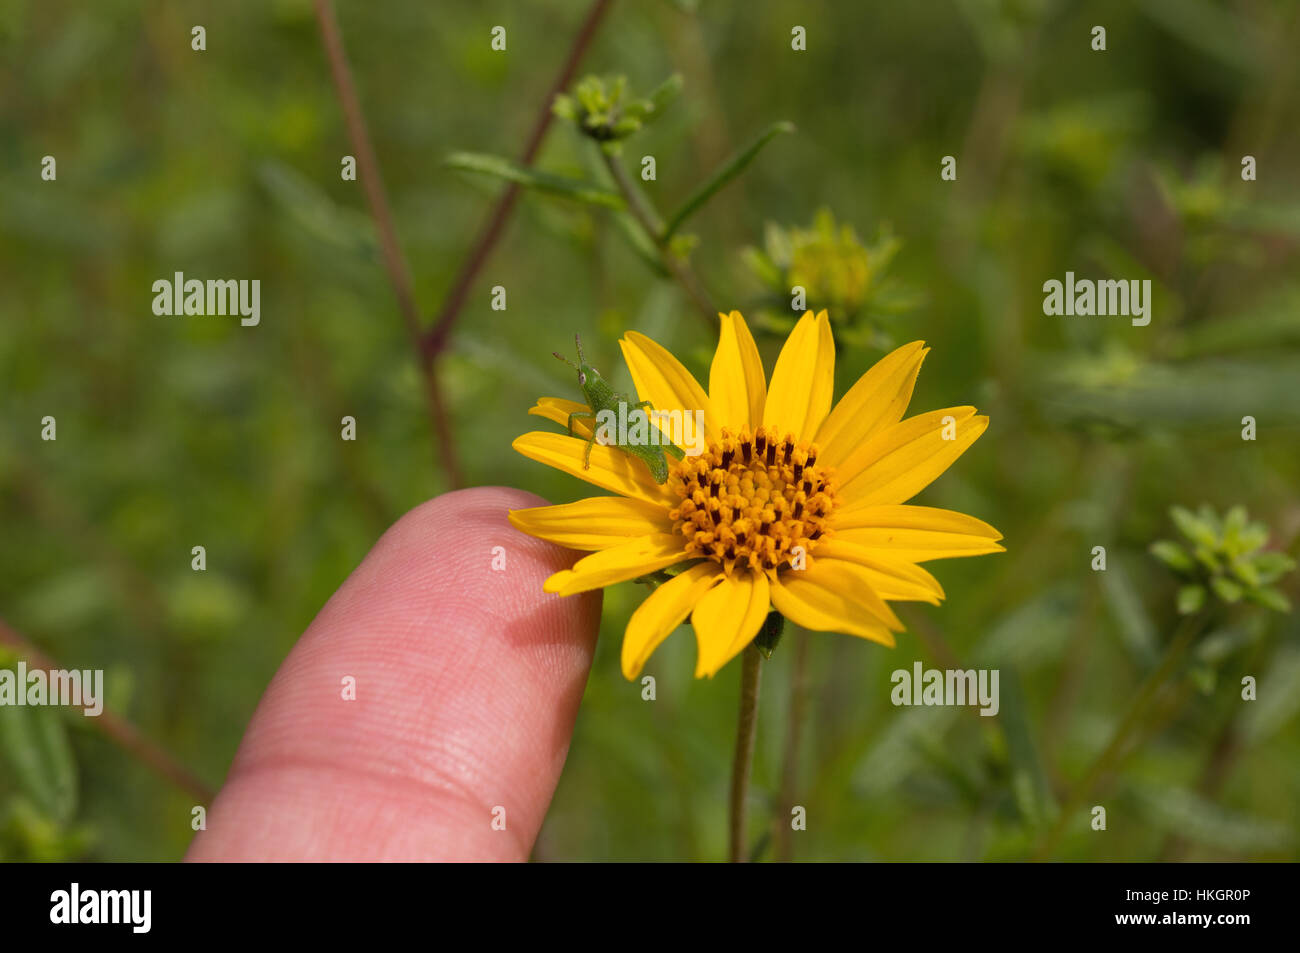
xmin=187 ymin=486 xmax=600 ymax=861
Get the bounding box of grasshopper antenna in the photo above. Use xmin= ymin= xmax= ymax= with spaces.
xmin=574 ymin=333 xmax=586 ymax=366
xmin=552 ymin=351 xmax=577 ymax=369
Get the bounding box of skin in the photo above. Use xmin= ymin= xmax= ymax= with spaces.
xmin=185 ymin=487 xmax=600 ymax=862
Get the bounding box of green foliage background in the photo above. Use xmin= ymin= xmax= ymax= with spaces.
xmin=2 ymin=0 xmax=1299 ymax=861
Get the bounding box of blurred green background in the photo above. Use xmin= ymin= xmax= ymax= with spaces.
xmin=2 ymin=0 xmax=1299 ymax=861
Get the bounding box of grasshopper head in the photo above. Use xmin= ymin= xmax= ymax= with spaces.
xmin=553 ymin=333 xmax=598 ymax=387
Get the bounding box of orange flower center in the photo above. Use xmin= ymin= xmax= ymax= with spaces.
xmin=668 ymin=425 xmax=837 ymax=575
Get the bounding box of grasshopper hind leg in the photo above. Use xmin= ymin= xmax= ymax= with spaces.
xmin=631 ymin=400 xmax=687 ymax=461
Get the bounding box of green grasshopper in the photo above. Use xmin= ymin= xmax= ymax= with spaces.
xmin=553 ymin=334 xmax=684 ymax=484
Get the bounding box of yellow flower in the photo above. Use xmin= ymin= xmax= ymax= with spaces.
xmin=510 ymin=310 xmax=1003 ymax=680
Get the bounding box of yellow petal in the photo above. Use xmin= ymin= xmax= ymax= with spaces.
xmin=832 ymin=504 xmax=1004 ymax=562
xmin=528 ymin=397 xmax=595 ymax=440
xmin=619 ymin=331 xmax=718 ymax=444
xmin=762 ymin=310 xmax=835 ymax=441
xmin=836 ymin=408 xmax=988 ymax=506
xmin=543 ymin=534 xmax=690 ymax=596
xmin=512 ymin=431 xmax=676 ymax=506
xmin=778 ymin=557 xmax=904 ymax=629
xmin=621 ymin=562 xmax=721 ymax=679
xmin=691 ymin=570 xmax=771 ymax=678
xmin=769 ymin=569 xmax=897 ymax=647
xmin=708 ymin=311 xmax=766 ymax=431
xmin=814 ymin=341 xmax=927 ymax=467
xmin=509 ymin=497 xmax=674 ymax=551
xmin=810 ymin=543 xmax=945 ymax=604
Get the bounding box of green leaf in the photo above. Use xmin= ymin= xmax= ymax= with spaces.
xmin=256 ymin=161 xmax=377 ymax=259
xmin=1149 ymin=539 xmax=1194 ymax=572
xmin=551 ymin=94 xmax=579 ymax=122
xmin=0 ymin=797 xmax=95 ymax=862
xmin=1223 ymin=505 xmax=1248 ymax=539
xmin=997 ymin=670 xmax=1055 ymax=829
xmin=763 ymin=219 xmax=794 ymax=266
xmin=742 ymin=246 xmax=783 ymax=289
xmin=1177 ymin=284 xmax=1300 ymax=357
xmin=646 ymin=73 xmax=684 ymax=119
xmin=913 ymin=733 xmax=983 ymax=805
xmin=1209 ymin=576 xmax=1244 ymax=603
xmin=1229 ymin=557 xmax=1260 ymax=588
xmin=0 ymin=704 xmax=78 ymax=826
xmin=663 ymin=121 xmax=796 ymax=239
xmin=1177 ymin=584 xmax=1207 ymax=615
xmin=445 ymin=153 xmax=626 ymax=209
xmin=1134 ymin=785 xmax=1294 ymax=853
xmin=1041 ymin=356 xmax=1300 ymax=429
xmin=1170 ymin=505 xmax=1218 ymax=549
xmin=667 ymin=232 xmax=699 ymax=260
xmin=1192 ymin=544 xmax=1221 ymax=573
xmin=1235 ymin=525 xmax=1269 ymax=555
xmin=1195 ymin=626 xmax=1254 ymax=664
xmin=1248 ymin=587 xmax=1291 ymax=613
xmin=1100 ymin=566 xmax=1159 ymax=665
xmin=1137 ymin=0 xmax=1262 ymax=75
xmin=973 ymin=586 xmax=1079 ymax=669
xmin=1254 ymin=551 xmax=1297 ymax=584
xmin=853 ymin=706 xmax=957 ymax=797
xmin=610 ymin=116 xmax=641 ymax=138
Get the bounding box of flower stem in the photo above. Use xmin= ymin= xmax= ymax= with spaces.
xmin=422 ymin=0 xmax=613 ymax=358
xmin=599 ymin=151 xmax=718 ymax=325
xmin=313 ymin=0 xmax=462 ymax=488
xmin=728 ymin=643 xmax=763 ymax=862
xmin=1036 ymin=613 xmax=1201 ymax=859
